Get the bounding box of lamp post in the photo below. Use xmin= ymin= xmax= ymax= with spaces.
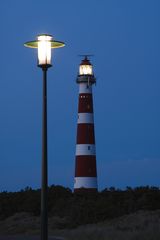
xmin=24 ymin=34 xmax=65 ymax=240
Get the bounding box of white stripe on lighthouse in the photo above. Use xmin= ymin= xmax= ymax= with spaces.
xmin=78 ymin=113 xmax=94 ymax=124
xmin=79 ymin=83 xmax=92 ymax=94
xmin=76 ymin=144 xmax=96 ymax=156
xmin=74 ymin=177 xmax=97 ymax=189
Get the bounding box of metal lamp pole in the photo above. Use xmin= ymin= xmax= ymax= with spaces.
xmin=24 ymin=34 xmax=65 ymax=240
xmin=41 ymin=65 xmax=49 ymax=240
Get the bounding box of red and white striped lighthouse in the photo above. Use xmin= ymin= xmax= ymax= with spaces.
xmin=74 ymin=56 xmax=98 ymax=192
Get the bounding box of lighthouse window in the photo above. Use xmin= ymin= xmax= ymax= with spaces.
xmin=88 ymin=146 xmax=91 ymax=150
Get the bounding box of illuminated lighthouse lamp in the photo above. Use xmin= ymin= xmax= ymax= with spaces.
xmin=79 ymin=57 xmax=93 ymax=75
xmin=24 ymin=34 xmax=65 ymax=67
xmin=77 ymin=56 xmax=96 ymax=85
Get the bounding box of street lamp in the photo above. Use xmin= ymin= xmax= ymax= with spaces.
xmin=24 ymin=34 xmax=65 ymax=240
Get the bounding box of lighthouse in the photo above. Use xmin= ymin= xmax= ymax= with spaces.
xmin=74 ymin=56 xmax=98 ymax=192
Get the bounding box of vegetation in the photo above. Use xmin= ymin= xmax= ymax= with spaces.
xmin=0 ymin=185 xmax=160 ymax=228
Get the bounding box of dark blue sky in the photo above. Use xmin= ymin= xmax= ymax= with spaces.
xmin=0 ymin=0 xmax=160 ymax=191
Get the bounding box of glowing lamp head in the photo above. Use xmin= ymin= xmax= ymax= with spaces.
xmin=24 ymin=34 xmax=65 ymax=68
xmin=79 ymin=57 xmax=93 ymax=75
xmin=37 ymin=34 xmax=52 ymax=66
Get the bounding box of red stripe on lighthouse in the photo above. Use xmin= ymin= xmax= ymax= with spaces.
xmin=76 ymin=124 xmax=95 ymax=144
xmin=75 ymin=156 xmax=97 ymax=177
xmin=78 ymin=94 xmax=93 ymax=113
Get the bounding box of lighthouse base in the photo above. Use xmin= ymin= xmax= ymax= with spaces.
xmin=74 ymin=177 xmax=97 ymax=193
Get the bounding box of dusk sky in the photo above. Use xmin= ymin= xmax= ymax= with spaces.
xmin=0 ymin=0 xmax=160 ymax=191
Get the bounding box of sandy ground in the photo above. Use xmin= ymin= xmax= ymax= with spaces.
xmin=0 ymin=210 xmax=160 ymax=240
